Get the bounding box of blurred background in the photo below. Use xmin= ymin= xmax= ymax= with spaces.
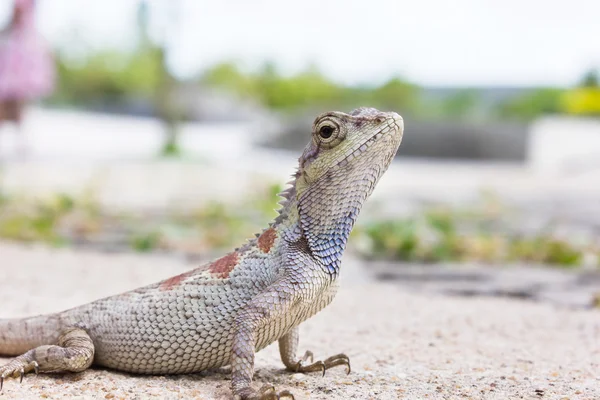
xmin=0 ymin=0 xmax=599 ymax=306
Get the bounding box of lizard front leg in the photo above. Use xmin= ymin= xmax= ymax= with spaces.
xmin=0 ymin=327 xmax=94 ymax=390
xmin=278 ymin=326 xmax=350 ymax=376
xmin=231 ymin=283 xmax=295 ymax=400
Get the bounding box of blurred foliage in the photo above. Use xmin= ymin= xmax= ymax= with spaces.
xmin=437 ymin=90 xmax=479 ymax=119
xmin=496 ymin=88 xmax=564 ymax=121
xmin=498 ymin=68 xmax=600 ymax=120
xmin=130 ymin=231 xmax=163 ymax=252
xmin=200 ymin=62 xmax=422 ymax=115
xmin=257 ymin=64 xmax=342 ymax=110
xmin=561 ymin=68 xmax=600 ymax=117
xmin=0 ymin=187 xmax=596 ymax=267
xmin=354 ymin=202 xmax=595 ymax=267
xmin=562 ymin=88 xmax=600 ymax=116
xmin=593 ymin=293 xmax=600 ymax=309
xmin=53 ymin=47 xmax=184 ymax=156
xmin=0 ymin=192 xmax=100 ymax=245
xmin=365 ymin=78 xmax=421 ymax=114
xmin=52 ymin=49 xmax=162 ymax=106
xmin=579 ymin=69 xmax=599 ymax=88
xmin=0 ymin=184 xmax=282 ymax=254
xmin=49 ymin=48 xmax=600 ymax=121
xmin=153 ymin=47 xmax=184 ymax=157
xmin=507 ymin=236 xmax=583 ymax=265
xmin=170 ymin=182 xmax=282 ymax=251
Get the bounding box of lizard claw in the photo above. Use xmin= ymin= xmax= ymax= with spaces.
xmin=259 ymin=385 xmax=294 ymax=399
xmin=275 ymin=390 xmax=294 ymax=399
xmin=293 ymin=352 xmax=351 ymax=377
xmin=0 ymin=358 xmax=41 ymax=390
xmin=300 ymin=350 xmax=313 ymax=364
xmin=295 ymin=359 xmax=326 ymax=376
xmin=294 ymin=359 xmax=325 ymax=376
xmin=234 ymin=385 xmax=295 ymax=400
xmin=323 ymin=353 xmax=351 ymax=375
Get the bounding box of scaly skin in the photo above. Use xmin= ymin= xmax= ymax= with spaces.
xmin=0 ymin=107 xmax=404 ymax=399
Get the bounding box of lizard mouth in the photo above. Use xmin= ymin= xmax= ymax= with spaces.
xmin=336 ymin=116 xmax=403 ymax=169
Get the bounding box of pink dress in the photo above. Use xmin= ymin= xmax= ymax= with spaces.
xmin=0 ymin=0 xmax=55 ymax=101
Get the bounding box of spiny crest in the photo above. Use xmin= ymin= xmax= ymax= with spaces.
xmin=234 ymin=169 xmax=299 ymax=253
xmin=272 ymin=169 xmax=300 ymax=224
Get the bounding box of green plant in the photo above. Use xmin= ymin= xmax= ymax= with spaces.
xmin=0 ymin=193 xmax=98 ymax=245
xmin=354 ymin=201 xmax=592 ymax=267
xmin=0 ymin=188 xmax=593 ymax=268
xmin=496 ymin=88 xmax=564 ymax=121
xmin=130 ymin=231 xmax=163 ymax=252
xmin=507 ymin=236 xmax=582 ymax=266
xmin=161 ymin=140 xmax=181 ymax=157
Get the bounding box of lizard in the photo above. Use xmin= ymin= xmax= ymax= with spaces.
xmin=0 ymin=107 xmax=404 ymax=399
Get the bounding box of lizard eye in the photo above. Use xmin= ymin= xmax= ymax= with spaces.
xmin=313 ymin=115 xmax=345 ymax=148
xmin=319 ymin=125 xmax=334 ymax=139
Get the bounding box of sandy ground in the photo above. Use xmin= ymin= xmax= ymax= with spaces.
xmin=0 ymin=242 xmax=598 ymax=400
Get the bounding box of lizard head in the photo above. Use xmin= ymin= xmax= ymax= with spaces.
xmin=297 ymin=107 xmax=403 ymax=191
xmin=293 ymin=107 xmax=404 ymax=274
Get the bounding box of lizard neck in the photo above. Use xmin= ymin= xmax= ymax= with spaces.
xmin=273 ymin=173 xmax=371 ymax=278
xmin=294 ymin=162 xmax=382 ymax=278
xmin=270 ymin=182 xmax=353 ymax=278
xmin=297 ymin=194 xmax=359 ymax=278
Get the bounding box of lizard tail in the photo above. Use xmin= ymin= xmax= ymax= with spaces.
xmin=0 ymin=314 xmax=62 ymax=356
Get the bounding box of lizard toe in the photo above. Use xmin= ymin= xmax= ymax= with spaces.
xmin=234 ymin=385 xmax=295 ymax=400
xmin=322 ymin=353 xmax=351 ymax=375
xmin=293 ymin=352 xmax=351 ymax=377
xmin=300 ymin=350 xmax=313 ymax=364
xmin=295 ymin=360 xmax=326 ymax=376
xmin=0 ymin=357 xmax=41 ymax=390
xmin=259 ymin=385 xmax=294 ymax=400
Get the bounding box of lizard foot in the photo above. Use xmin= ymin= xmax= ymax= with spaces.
xmin=0 ymin=358 xmax=39 ymax=390
xmin=234 ymin=385 xmax=295 ymax=400
xmin=0 ymin=327 xmax=94 ymax=391
xmin=293 ymin=351 xmax=351 ymax=377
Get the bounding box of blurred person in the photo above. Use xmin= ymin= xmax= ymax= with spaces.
xmin=0 ymin=0 xmax=54 ymax=156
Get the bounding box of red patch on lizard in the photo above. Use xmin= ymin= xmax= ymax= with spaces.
xmin=159 ymin=270 xmax=197 ymax=291
xmin=208 ymin=252 xmax=239 ymax=278
xmin=257 ymin=227 xmax=277 ymax=253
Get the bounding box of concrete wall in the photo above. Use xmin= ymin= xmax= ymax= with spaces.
xmin=267 ymin=116 xmax=529 ymax=161
xmin=399 ymin=120 xmax=528 ymax=161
